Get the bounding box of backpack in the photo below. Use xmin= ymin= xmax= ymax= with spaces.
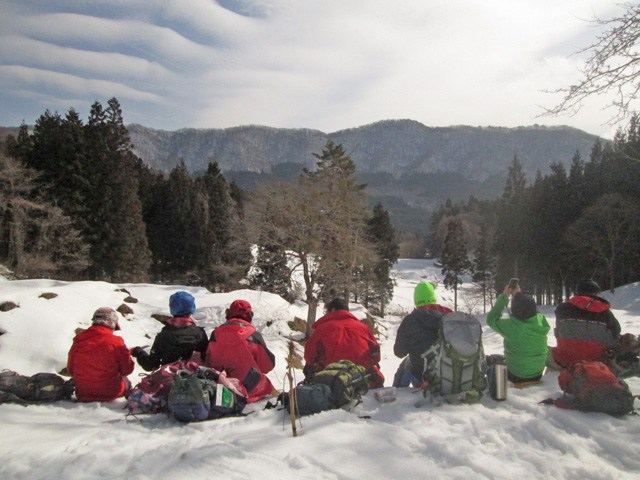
xmin=420 ymin=312 xmax=487 ymax=403
xmin=168 ymin=367 xmax=247 ymax=423
xmin=126 ymin=388 xmax=168 ymax=415
xmin=304 ymin=360 xmax=371 ymax=410
xmin=285 ymin=383 xmax=333 ymax=417
xmin=555 ymin=361 xmax=635 ymax=416
xmin=126 ymin=358 xmax=202 ymax=415
xmin=606 ymin=333 xmax=640 ymax=379
xmin=139 ymin=359 xmax=201 ymax=397
xmin=0 ymin=370 xmax=28 ymax=392
xmin=0 ymin=370 xmax=74 ymax=404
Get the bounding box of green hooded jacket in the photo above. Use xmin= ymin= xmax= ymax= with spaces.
xmin=486 ymin=294 xmax=550 ymax=379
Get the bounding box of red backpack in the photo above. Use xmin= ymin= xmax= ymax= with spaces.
xmin=554 ymin=361 xmax=635 ymax=416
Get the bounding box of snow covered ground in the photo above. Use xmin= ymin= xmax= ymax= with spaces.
xmin=1 ymin=259 xmax=639 ymax=480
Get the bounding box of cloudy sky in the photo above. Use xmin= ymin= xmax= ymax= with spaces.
xmin=0 ymin=0 xmax=626 ymax=138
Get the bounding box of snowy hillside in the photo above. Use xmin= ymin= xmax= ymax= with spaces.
xmin=0 ymin=259 xmax=639 ymax=480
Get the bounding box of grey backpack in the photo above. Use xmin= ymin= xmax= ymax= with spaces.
xmin=167 ymin=367 xmax=247 ymax=423
xmin=421 ymin=312 xmax=487 ymax=403
xmin=168 ymin=368 xmax=216 ymax=422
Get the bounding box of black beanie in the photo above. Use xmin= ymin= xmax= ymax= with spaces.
xmin=511 ymin=293 xmax=537 ymax=320
xmin=576 ymin=279 xmax=601 ymax=296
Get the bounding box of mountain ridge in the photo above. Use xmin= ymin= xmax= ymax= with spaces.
xmin=127 ymin=119 xmax=600 ymax=182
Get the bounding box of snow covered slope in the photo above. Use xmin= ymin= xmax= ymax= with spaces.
xmin=0 ymin=260 xmax=639 ymax=480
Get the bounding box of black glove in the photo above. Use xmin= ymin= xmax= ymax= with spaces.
xmin=130 ymin=347 xmax=145 ymax=358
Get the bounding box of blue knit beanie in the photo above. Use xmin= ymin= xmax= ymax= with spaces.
xmin=169 ymin=291 xmax=196 ymax=317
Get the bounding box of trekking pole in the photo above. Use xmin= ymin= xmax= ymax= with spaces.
xmin=286 ymin=340 xmax=298 ymax=437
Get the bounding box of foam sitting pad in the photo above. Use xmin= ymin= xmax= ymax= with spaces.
xmin=513 ymin=380 xmax=543 ymax=389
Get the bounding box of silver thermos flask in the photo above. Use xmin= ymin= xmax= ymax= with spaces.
xmin=492 ymin=363 xmax=507 ymax=401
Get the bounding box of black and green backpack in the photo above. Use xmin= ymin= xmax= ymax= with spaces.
xmin=309 ymin=360 xmax=371 ymax=407
xmin=287 ymin=359 xmax=371 ymax=416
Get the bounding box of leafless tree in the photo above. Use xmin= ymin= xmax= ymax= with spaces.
xmin=0 ymin=154 xmax=89 ymax=278
xmin=542 ymin=3 xmax=640 ymax=125
xmin=248 ymin=175 xmax=376 ymax=337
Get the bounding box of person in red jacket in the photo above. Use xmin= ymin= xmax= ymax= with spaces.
xmin=304 ymin=298 xmax=384 ymax=388
xmin=67 ymin=307 xmax=135 ymax=402
xmin=551 ymin=279 xmax=621 ymax=368
xmin=205 ymin=300 xmax=276 ymax=403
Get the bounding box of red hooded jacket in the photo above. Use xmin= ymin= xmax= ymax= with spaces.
xmin=205 ymin=318 xmax=275 ymax=403
xmin=67 ymin=325 xmax=134 ymax=402
xmin=552 ymin=295 xmax=621 ymax=368
xmin=304 ymin=309 xmax=383 ymax=386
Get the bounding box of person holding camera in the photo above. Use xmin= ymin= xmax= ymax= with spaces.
xmin=486 ymin=280 xmax=550 ymax=385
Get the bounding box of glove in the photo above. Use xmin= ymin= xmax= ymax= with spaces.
xmin=130 ymin=346 xmax=145 ymax=358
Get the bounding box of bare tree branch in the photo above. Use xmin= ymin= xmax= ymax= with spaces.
xmin=540 ymin=3 xmax=640 ymax=124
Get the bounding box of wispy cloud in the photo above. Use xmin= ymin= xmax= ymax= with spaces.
xmin=0 ymin=0 xmax=624 ymax=137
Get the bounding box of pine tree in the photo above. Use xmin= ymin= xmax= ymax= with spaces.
xmin=441 ymin=218 xmax=471 ymax=310
xmin=197 ymin=162 xmax=232 ymax=286
xmin=520 ymin=162 xmax=571 ymax=304
xmin=9 ymin=123 xmax=33 ymax=164
xmin=494 ymin=155 xmax=529 ymax=288
xmin=502 ymin=155 xmax=526 ymax=202
xmin=138 ymin=165 xmax=170 ymax=278
xmin=565 ymin=193 xmax=640 ymax=290
xmin=224 ymin=180 xmax=252 ymax=286
xmin=195 ymin=165 xmax=251 ymax=290
xmin=471 ymin=223 xmax=494 ymax=313
xmin=364 ymin=203 xmax=399 ymax=315
xmin=157 ymin=161 xmax=201 ymax=274
xmin=83 ymin=98 xmax=151 ymax=281
xmin=250 ymin=236 xmax=292 ymax=300
xmin=201 ymin=162 xmax=231 ymax=261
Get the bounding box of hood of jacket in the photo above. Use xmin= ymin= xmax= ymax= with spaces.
xmin=512 ymin=313 xmax=551 ymax=336
xmin=214 ymin=318 xmax=256 ymax=344
xmin=569 ymin=295 xmax=611 ymax=313
xmin=418 ymin=304 xmax=453 ymax=314
xmin=312 ymin=309 xmax=360 ymax=330
xmin=165 ymin=316 xmax=195 ymax=327
xmin=75 ymin=324 xmax=114 ymax=342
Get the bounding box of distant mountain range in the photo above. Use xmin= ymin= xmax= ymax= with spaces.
xmin=128 ymin=120 xmax=600 ymax=235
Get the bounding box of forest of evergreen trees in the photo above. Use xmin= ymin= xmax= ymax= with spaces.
xmin=0 ymin=99 xmax=399 ymax=318
xmin=429 ymin=118 xmax=640 ymax=307
xmin=6 ymin=97 xmax=639 ymax=315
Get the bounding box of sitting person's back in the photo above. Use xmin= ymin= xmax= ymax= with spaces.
xmin=552 ymin=279 xmax=620 ymax=368
xmin=487 ymin=284 xmax=550 ymax=384
xmin=304 ymin=297 xmax=384 ymax=387
xmin=393 ymin=281 xmax=451 ymax=387
xmin=67 ymin=307 xmax=134 ymax=402
xmin=205 ymin=300 xmax=276 ymax=403
xmin=132 ymin=291 xmax=208 ymax=371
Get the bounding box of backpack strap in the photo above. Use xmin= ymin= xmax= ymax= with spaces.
xmin=420 ymin=332 xmax=443 ymax=388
